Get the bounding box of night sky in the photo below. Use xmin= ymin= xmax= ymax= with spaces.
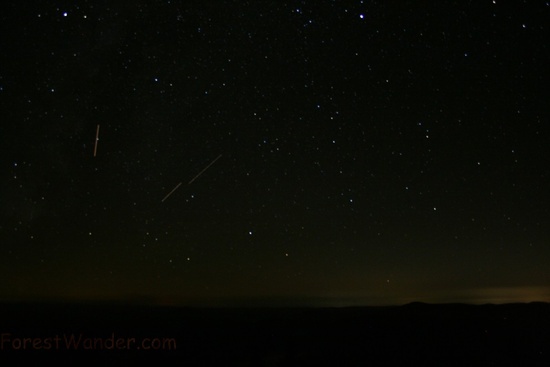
xmin=1 ymin=0 xmax=549 ymax=306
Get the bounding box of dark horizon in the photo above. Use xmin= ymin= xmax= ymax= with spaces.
xmin=2 ymin=285 xmax=550 ymax=308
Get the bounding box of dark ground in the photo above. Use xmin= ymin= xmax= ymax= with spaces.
xmin=0 ymin=301 xmax=549 ymax=366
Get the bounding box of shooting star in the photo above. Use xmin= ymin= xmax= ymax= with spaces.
xmin=188 ymin=154 xmax=222 ymax=185
xmin=161 ymin=154 xmax=222 ymax=203
xmin=161 ymin=182 xmax=183 ymax=202
xmin=93 ymin=124 xmax=100 ymax=157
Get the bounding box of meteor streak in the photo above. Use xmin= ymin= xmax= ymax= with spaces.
xmin=161 ymin=154 xmax=222 ymax=202
xmin=93 ymin=124 xmax=100 ymax=157
xmin=188 ymin=154 xmax=222 ymax=185
xmin=161 ymin=182 xmax=183 ymax=202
